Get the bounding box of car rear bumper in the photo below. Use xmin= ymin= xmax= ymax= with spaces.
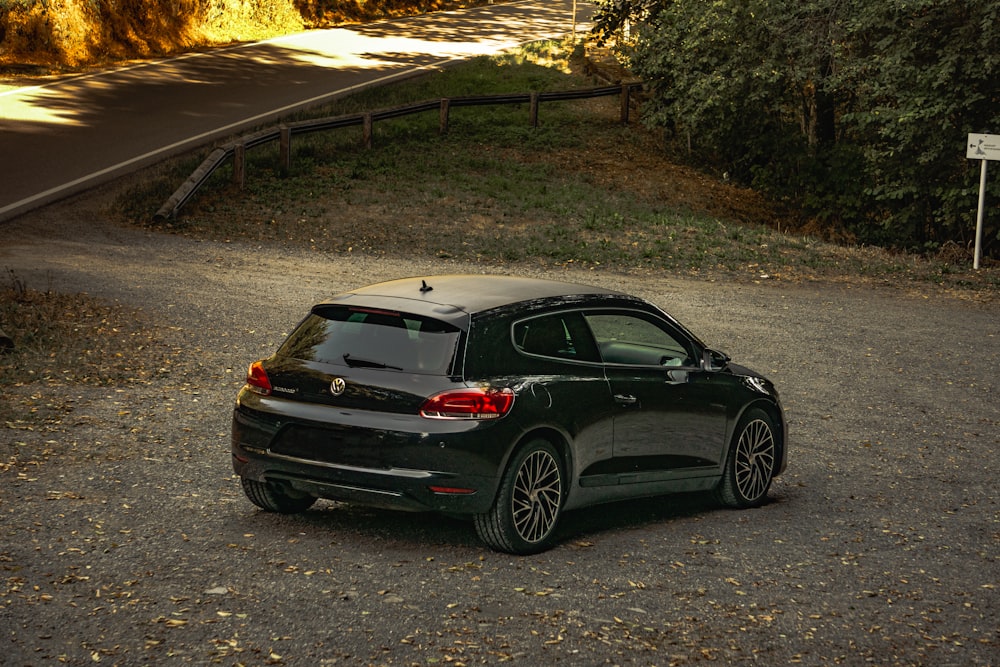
xmin=231 ymin=400 xmax=510 ymax=514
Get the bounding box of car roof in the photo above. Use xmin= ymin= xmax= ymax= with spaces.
xmin=321 ymin=275 xmax=635 ymax=324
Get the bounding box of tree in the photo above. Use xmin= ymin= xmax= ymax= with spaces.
xmin=834 ymin=0 xmax=1000 ymax=249
xmin=594 ymin=0 xmax=1000 ymax=253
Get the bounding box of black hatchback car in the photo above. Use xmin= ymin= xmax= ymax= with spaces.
xmin=232 ymin=275 xmax=787 ymax=554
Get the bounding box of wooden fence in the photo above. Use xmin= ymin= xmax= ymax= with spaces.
xmin=155 ymin=83 xmax=642 ymax=220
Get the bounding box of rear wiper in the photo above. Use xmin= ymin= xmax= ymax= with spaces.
xmin=343 ymin=353 xmax=403 ymax=371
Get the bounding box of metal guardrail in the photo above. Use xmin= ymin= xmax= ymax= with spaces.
xmin=155 ymin=83 xmax=642 ymax=220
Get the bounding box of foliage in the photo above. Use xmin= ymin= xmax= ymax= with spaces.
xmin=835 ymin=1 xmax=1000 ymax=250
xmin=0 ymin=0 xmax=481 ymax=67
xmin=593 ymin=0 xmax=1000 ymax=253
xmin=0 ymin=0 xmax=299 ymax=65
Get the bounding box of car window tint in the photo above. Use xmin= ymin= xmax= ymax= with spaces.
xmin=278 ymin=306 xmax=461 ymax=374
xmin=585 ymin=312 xmax=694 ymax=367
xmin=512 ymin=312 xmax=600 ymax=362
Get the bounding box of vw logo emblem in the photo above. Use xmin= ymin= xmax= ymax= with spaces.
xmin=329 ymin=377 xmax=347 ymax=396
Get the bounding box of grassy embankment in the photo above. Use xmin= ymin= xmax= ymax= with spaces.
xmin=114 ymin=38 xmax=997 ymax=294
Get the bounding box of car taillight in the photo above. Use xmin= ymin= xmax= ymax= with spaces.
xmin=246 ymin=361 xmax=272 ymax=396
xmin=420 ymin=388 xmax=515 ymax=420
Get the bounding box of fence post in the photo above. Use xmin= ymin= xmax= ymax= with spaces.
xmin=279 ymin=125 xmax=291 ymax=173
xmin=439 ymin=98 xmax=450 ymax=134
xmin=233 ymin=143 xmax=245 ymax=188
xmin=620 ymin=84 xmax=631 ymax=125
xmin=156 ymin=83 xmax=647 ymax=218
xmin=363 ymin=112 xmax=373 ymax=149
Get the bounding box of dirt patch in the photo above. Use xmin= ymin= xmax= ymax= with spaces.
xmin=538 ymin=136 xmax=792 ymax=230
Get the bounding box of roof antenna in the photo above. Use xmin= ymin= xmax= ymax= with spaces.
xmin=420 ymin=279 xmax=433 ymax=293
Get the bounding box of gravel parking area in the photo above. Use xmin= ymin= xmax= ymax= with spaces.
xmin=2 ymin=197 xmax=998 ymax=666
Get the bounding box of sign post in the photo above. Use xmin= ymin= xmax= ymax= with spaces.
xmin=967 ymin=133 xmax=1000 ymax=270
xmin=572 ymin=0 xmax=578 ymax=43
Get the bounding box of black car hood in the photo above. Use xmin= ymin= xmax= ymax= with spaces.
xmin=726 ymin=362 xmax=766 ymax=380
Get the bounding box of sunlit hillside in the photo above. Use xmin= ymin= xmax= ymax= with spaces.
xmin=0 ymin=0 xmax=489 ymax=70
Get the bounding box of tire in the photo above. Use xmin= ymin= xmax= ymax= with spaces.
xmin=241 ymin=477 xmax=316 ymax=514
xmin=474 ymin=439 xmax=564 ymax=555
xmin=715 ymin=408 xmax=777 ymax=508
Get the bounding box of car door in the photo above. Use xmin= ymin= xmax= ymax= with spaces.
xmin=510 ymin=311 xmax=618 ymax=478
xmin=584 ymin=310 xmax=730 ymax=476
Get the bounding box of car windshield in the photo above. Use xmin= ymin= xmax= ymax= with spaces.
xmin=277 ymin=305 xmax=461 ymax=375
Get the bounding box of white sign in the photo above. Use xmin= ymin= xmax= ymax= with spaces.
xmin=967 ymin=133 xmax=1000 ymax=161
xmin=967 ymin=134 xmax=996 ymax=269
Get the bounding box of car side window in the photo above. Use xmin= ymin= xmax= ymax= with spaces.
xmin=512 ymin=312 xmax=600 ymax=362
xmin=585 ymin=312 xmax=695 ymax=367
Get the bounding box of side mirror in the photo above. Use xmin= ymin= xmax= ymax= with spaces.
xmin=701 ymin=348 xmax=730 ymax=372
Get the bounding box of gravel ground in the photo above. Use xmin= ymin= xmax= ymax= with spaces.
xmin=1 ymin=193 xmax=998 ymax=666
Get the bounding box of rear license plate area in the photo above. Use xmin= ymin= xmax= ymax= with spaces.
xmin=271 ymin=424 xmax=382 ymax=468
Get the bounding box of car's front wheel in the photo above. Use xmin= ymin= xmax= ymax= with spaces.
xmin=715 ymin=408 xmax=778 ymax=508
xmin=475 ymin=439 xmax=564 ymax=555
xmin=241 ymin=477 xmax=317 ymax=514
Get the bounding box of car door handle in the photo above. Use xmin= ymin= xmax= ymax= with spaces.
xmin=666 ymin=369 xmax=689 ymax=384
xmin=614 ymin=393 xmax=638 ymax=406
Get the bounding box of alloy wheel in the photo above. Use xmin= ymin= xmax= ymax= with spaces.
xmin=510 ymin=448 xmax=562 ymax=544
xmin=733 ymin=418 xmax=776 ymax=502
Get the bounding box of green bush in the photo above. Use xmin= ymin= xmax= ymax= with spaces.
xmin=595 ymin=0 xmax=1000 ymax=254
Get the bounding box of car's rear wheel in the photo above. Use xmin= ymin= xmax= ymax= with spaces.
xmin=475 ymin=439 xmax=564 ymax=555
xmin=715 ymin=408 xmax=777 ymax=508
xmin=241 ymin=477 xmax=316 ymax=514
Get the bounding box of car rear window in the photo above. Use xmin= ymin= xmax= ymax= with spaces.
xmin=278 ymin=305 xmax=461 ymax=375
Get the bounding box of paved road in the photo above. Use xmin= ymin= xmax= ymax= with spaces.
xmin=0 ymin=0 xmax=590 ymax=223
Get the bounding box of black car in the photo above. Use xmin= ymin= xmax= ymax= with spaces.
xmin=232 ymin=275 xmax=787 ymax=554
